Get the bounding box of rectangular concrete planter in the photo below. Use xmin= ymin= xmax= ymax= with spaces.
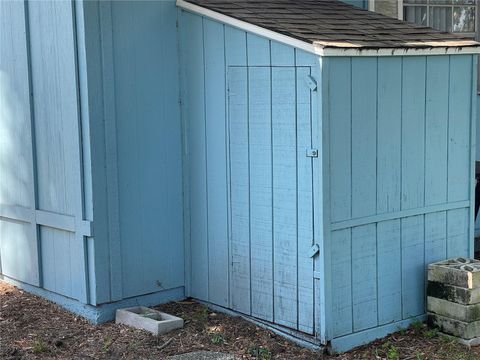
xmin=116 ymin=306 xmax=184 ymax=336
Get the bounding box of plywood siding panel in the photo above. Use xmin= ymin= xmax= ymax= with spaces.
xmin=28 ymin=0 xmax=79 ymax=216
xmin=352 ymin=224 xmax=377 ymax=331
xmin=225 ymin=27 xmax=247 ymax=66
xmin=377 ymin=219 xmax=402 ymax=325
xmin=377 ymin=58 xmax=401 ymax=214
xmin=204 ymin=19 xmax=229 ymax=307
xmin=0 ymin=0 xmax=39 ymax=286
xmin=351 ymin=58 xmax=377 ymax=218
xmin=0 ymin=0 xmax=34 ymax=210
xmin=0 ymin=220 xmax=37 ymax=285
xmin=113 ymin=1 xmax=184 ymax=298
xmin=248 ymin=67 xmax=274 ymax=321
xmin=425 ymin=57 xmax=449 ymax=206
xmin=247 ymin=33 xmax=270 ymax=66
xmin=272 ymin=67 xmax=298 ymax=329
xmin=331 ymin=229 xmax=352 ymax=337
xmin=329 ymin=59 xmax=352 ymax=223
xmin=326 ymin=55 xmax=473 ymax=340
xmin=270 ymin=42 xmax=295 ymax=66
xmin=425 ymin=211 xmax=447 ymax=266
xmin=229 ymin=66 xmax=251 ymax=315
xmin=401 ymin=57 xmax=426 ymax=211
xmin=448 ymin=56 xmax=472 ymax=203
xmin=447 ymin=208 xmax=470 ymax=258
xmin=401 ymin=215 xmax=425 ymax=318
xmin=182 ymin=11 xmax=208 ymax=301
xmin=296 ymin=66 xmax=314 ymax=334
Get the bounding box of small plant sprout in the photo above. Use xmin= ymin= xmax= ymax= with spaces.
xmin=33 ymin=339 xmax=49 ymax=354
xmin=211 ymin=333 xmax=225 ymax=345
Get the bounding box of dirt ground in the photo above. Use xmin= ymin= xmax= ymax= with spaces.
xmin=2 ymin=282 xmax=480 ymax=359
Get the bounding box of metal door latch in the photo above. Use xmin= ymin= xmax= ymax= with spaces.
xmin=306 ymin=149 xmax=318 ymax=158
xmin=308 ymin=244 xmax=320 ymax=258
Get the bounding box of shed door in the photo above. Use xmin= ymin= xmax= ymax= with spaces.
xmin=228 ymin=66 xmax=316 ymax=334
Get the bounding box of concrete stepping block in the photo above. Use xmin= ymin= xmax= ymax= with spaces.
xmin=427 ymin=281 xmax=480 ymax=305
xmin=428 ymin=296 xmax=480 ymax=322
xmin=116 ymin=306 xmax=183 ymax=336
xmin=428 ymin=258 xmax=480 ymax=289
xmin=168 ymin=351 xmax=236 ymax=360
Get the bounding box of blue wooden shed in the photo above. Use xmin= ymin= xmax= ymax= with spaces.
xmin=0 ymin=0 xmax=479 ymax=353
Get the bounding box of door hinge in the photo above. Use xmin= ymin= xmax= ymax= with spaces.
xmin=305 ymin=75 xmax=317 ymax=91
xmin=308 ymin=243 xmax=320 ymax=258
xmin=306 ymin=148 xmax=319 ymax=158
xmin=313 ymin=271 xmax=321 ymax=279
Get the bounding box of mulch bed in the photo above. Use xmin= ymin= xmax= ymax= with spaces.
xmin=1 ymin=281 xmax=480 ymax=359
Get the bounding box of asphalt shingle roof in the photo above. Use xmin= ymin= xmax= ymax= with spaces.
xmin=183 ymin=0 xmax=479 ymax=50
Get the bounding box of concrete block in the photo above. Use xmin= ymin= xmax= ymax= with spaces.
xmin=428 ymin=296 xmax=480 ymax=322
xmin=439 ymin=332 xmax=480 ymax=348
xmin=427 ymin=281 xmax=480 ymax=305
xmin=116 ymin=306 xmax=183 ymax=336
xmin=428 ymin=313 xmax=480 ymax=340
xmin=428 ymin=258 xmax=480 ymax=289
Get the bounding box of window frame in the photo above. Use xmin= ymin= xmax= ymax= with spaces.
xmin=402 ymin=0 xmax=477 ymax=37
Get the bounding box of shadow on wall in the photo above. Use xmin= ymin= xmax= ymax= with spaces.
xmin=0 ymin=69 xmax=37 ymax=283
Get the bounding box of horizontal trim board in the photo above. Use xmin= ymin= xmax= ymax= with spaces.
xmin=331 ymin=200 xmax=470 ymax=230
xmin=329 ymin=314 xmax=426 ymax=353
xmin=36 ymin=209 xmax=75 ymax=232
xmin=0 ymin=204 xmax=34 ymax=223
xmin=318 ymin=46 xmax=480 ymax=57
xmin=0 ymin=205 xmax=92 ymax=236
xmin=0 ymin=277 xmax=184 ymax=323
xmin=176 ymin=0 xmax=480 ymax=57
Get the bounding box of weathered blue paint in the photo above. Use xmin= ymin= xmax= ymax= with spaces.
xmin=179 ymin=12 xmax=320 ymax=335
xmin=0 ymin=0 xmax=477 ymax=354
xmin=0 ymin=0 xmax=185 ymax=312
xmin=324 ymin=54 xmax=475 ymax=346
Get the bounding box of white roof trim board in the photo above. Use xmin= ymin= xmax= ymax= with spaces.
xmin=176 ymin=0 xmax=480 ymax=57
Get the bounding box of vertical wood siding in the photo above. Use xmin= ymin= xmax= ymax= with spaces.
xmin=180 ymin=11 xmax=321 ymax=335
xmin=0 ymin=0 xmax=89 ymax=302
xmin=326 ymin=55 xmax=475 ymax=339
xmin=109 ymin=0 xmax=184 ymax=299
xmin=0 ymin=0 xmax=38 ymax=286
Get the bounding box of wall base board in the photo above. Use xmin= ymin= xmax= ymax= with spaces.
xmin=0 ymin=276 xmax=185 ymax=324
xmin=197 ymin=300 xmax=324 ymax=352
xmin=329 ymin=315 xmax=427 ymax=354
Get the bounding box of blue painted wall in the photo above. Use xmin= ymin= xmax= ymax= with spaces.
xmin=340 ymin=0 xmax=368 ymax=10
xmin=0 ymin=0 xmax=185 ymax=311
xmin=0 ymin=0 xmax=90 ymax=303
xmin=323 ymin=55 xmax=476 ymax=351
xmin=179 ymin=9 xmax=323 ymax=336
xmin=82 ymin=0 xmax=185 ymax=303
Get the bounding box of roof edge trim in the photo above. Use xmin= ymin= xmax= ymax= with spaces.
xmin=317 ymin=45 xmax=480 ymax=56
xmin=177 ymin=0 xmax=480 ymax=57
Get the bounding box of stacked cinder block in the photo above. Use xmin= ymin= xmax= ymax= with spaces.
xmin=427 ymin=258 xmax=480 ymax=346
